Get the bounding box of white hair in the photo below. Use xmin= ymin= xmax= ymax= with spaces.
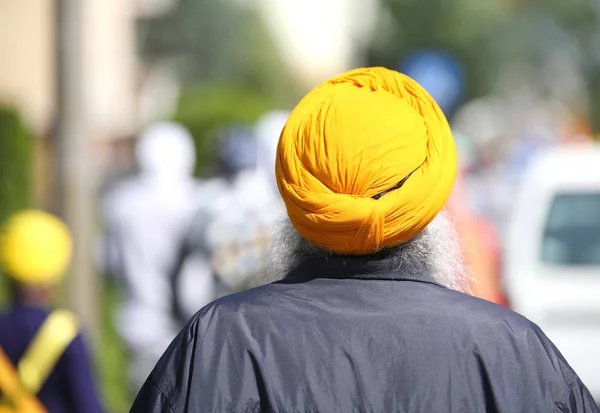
xmin=246 ymin=211 xmax=471 ymax=294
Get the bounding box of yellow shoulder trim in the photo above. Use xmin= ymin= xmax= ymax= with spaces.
xmin=17 ymin=309 xmax=78 ymax=394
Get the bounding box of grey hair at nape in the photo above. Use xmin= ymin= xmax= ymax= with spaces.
xmin=246 ymin=211 xmax=472 ymax=294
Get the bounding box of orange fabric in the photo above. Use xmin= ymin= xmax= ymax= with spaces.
xmin=0 ymin=348 xmax=46 ymax=413
xmin=446 ymin=173 xmax=505 ymax=305
xmin=276 ymin=67 xmax=457 ymax=254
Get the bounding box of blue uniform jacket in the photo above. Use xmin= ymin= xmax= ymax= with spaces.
xmin=0 ymin=303 xmax=103 ymax=413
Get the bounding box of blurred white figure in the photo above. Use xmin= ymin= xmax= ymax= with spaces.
xmin=172 ymin=112 xmax=289 ymax=299
xmin=102 ymin=122 xmax=215 ymax=392
xmin=208 ymin=111 xmax=289 ymax=289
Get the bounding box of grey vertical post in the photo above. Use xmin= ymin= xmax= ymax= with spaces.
xmin=54 ymin=0 xmax=99 ymax=341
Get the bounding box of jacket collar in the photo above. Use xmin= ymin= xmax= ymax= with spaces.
xmin=282 ymin=252 xmax=443 ymax=287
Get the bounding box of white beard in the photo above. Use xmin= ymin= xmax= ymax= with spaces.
xmin=245 ymin=211 xmax=472 ymax=294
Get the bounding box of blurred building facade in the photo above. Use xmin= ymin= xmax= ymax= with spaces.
xmin=0 ymin=0 xmax=56 ymax=133
xmin=0 ymin=0 xmax=139 ymax=139
xmin=0 ymin=0 xmax=142 ymax=338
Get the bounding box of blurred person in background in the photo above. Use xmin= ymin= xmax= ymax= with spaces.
xmin=170 ymin=113 xmax=289 ymax=322
xmin=450 ymin=97 xmax=514 ymax=242
xmin=157 ymin=124 xmax=258 ymax=331
xmin=101 ymin=122 xmax=212 ymax=393
xmin=0 ymin=210 xmax=103 ymax=413
xmin=214 ymin=124 xmax=259 ymax=183
xmin=168 ymin=123 xmax=258 ymax=318
xmin=209 ymin=112 xmax=288 ymax=291
xmin=131 ymin=68 xmax=597 ymax=412
xmin=447 ymin=132 xmax=505 ymax=305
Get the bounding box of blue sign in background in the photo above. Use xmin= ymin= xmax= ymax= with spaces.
xmin=399 ymin=50 xmax=465 ymax=114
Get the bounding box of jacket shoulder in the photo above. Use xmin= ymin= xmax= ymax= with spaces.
xmin=435 ymin=288 xmax=538 ymax=330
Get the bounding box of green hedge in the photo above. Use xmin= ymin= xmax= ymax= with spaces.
xmin=173 ymin=82 xmax=275 ymax=177
xmin=0 ymin=105 xmax=32 ymax=305
xmin=0 ymin=106 xmax=32 ymax=224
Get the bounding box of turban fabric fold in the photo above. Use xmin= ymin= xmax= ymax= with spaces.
xmin=276 ymin=67 xmax=456 ymax=255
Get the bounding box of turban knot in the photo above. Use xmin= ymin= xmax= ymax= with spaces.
xmin=276 ymin=67 xmax=456 ymax=255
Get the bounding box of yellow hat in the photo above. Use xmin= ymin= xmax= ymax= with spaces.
xmin=0 ymin=210 xmax=72 ymax=285
xmin=276 ymin=67 xmax=456 ymax=255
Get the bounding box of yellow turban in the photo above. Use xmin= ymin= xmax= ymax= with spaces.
xmin=0 ymin=210 xmax=72 ymax=285
xmin=276 ymin=67 xmax=456 ymax=255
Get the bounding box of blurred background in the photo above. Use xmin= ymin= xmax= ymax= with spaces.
xmin=1 ymin=0 xmax=600 ymax=410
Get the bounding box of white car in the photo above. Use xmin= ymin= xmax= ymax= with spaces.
xmin=505 ymin=144 xmax=600 ymax=400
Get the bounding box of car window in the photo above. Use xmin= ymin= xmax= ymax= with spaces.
xmin=541 ymin=193 xmax=600 ymax=266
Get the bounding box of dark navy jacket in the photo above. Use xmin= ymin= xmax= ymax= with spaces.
xmin=131 ymin=254 xmax=599 ymax=413
xmin=0 ymin=303 xmax=103 ymax=413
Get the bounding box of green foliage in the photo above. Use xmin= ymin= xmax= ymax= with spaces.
xmin=0 ymin=105 xmax=32 ymax=306
xmin=0 ymin=105 xmax=32 ymax=225
xmin=367 ymin=0 xmax=513 ymax=101
xmin=97 ymin=280 xmax=132 ymax=413
xmin=138 ymin=0 xmax=299 ymax=106
xmin=537 ymin=0 xmax=595 ymax=30
xmin=368 ymin=0 xmax=600 ymax=128
xmin=138 ymin=0 xmax=300 ymax=175
xmin=173 ymin=82 xmax=276 ymax=176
